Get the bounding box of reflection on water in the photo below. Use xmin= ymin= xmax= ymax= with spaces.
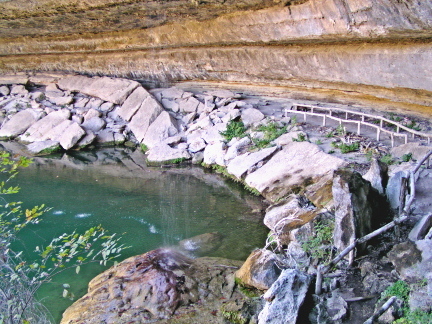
xmin=10 ymin=149 xmax=267 ymax=322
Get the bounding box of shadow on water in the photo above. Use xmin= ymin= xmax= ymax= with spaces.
xmin=6 ymin=146 xmax=268 ymax=322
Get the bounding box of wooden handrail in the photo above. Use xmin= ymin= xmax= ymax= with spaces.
xmin=286 ymin=103 xmax=432 ymax=146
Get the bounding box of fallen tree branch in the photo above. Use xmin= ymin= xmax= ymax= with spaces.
xmin=363 ymin=296 xmax=397 ymax=324
xmin=315 ymin=215 xmax=408 ymax=294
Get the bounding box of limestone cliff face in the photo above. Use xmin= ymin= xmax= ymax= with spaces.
xmin=1 ymin=0 xmax=432 ymax=114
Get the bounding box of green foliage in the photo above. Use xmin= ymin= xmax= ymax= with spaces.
xmin=381 ymin=280 xmax=410 ymax=302
xmin=220 ymin=119 xmax=247 ymax=141
xmin=331 ymin=141 xmax=359 ymax=154
xmin=301 ymin=218 xmax=335 ymax=264
xmin=221 ymin=309 xmax=247 ymax=324
xmin=0 ymin=152 xmax=126 ymax=324
xmin=381 ymin=281 xmax=432 ymax=324
xmin=291 ymin=116 xmax=297 ymax=125
xmin=395 ymin=309 xmax=432 ymax=324
xmin=140 ymin=143 xmax=148 ymax=152
xmin=315 ymin=139 xmax=323 ymax=145
xmin=406 ymin=120 xmax=421 ymax=131
xmin=401 ymin=153 xmax=413 ymax=162
xmin=252 ymin=122 xmax=287 ymax=149
xmin=389 ymin=113 xmax=403 ymax=123
xmin=292 ymin=133 xmax=307 ymax=142
xmin=380 ymin=154 xmax=395 ymax=165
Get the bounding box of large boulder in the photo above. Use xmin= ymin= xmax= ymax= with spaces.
xmin=118 ymin=86 xmax=153 ymax=122
xmin=203 ymin=141 xmax=226 ymax=166
xmin=142 ymin=111 xmax=178 ymax=148
xmin=127 ymin=96 xmax=164 ymax=143
xmin=245 ymin=142 xmax=346 ymax=202
xmin=0 ymin=109 xmax=43 ymax=139
xmin=57 ymin=75 xmax=139 ymax=105
xmin=44 ymin=120 xmax=86 ymax=150
xmin=258 ymin=269 xmax=311 ymax=324
xmin=241 ymin=108 xmax=265 ymax=127
xmin=235 ymin=249 xmax=282 ymax=291
xmin=19 ymin=109 xmax=71 ymax=143
xmin=264 ymin=195 xmax=317 ymax=245
xmin=227 ymin=146 xmax=278 ymax=179
xmin=362 ymin=158 xmax=388 ymax=195
xmin=146 ymin=143 xmax=191 ymax=164
xmin=61 ymin=248 xmax=243 ymax=324
xmin=332 ymin=169 xmax=375 ymax=264
xmin=27 ymin=140 xmax=60 ymax=155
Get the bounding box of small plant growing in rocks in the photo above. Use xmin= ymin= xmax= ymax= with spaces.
xmin=251 ymin=121 xmax=287 ymax=149
xmin=301 ymin=218 xmax=335 ymax=264
xmin=220 ymin=119 xmax=248 ymax=141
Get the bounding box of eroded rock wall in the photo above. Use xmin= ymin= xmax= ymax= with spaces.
xmin=1 ymin=0 xmax=432 ymax=114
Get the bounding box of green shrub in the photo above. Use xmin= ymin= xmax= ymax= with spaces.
xmin=293 ymin=133 xmax=307 ymax=142
xmin=401 ymin=153 xmax=413 ymax=162
xmin=381 ymin=280 xmax=410 ymax=302
xmin=301 ymin=218 xmax=334 ymax=264
xmin=220 ymin=120 xmax=247 ymax=141
xmin=251 ymin=122 xmax=287 ymax=149
xmin=380 ymin=154 xmax=395 ymax=165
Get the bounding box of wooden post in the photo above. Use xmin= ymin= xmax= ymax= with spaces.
xmin=377 ymin=128 xmax=381 ymax=141
xmin=304 ymin=112 xmax=307 ymax=121
xmin=391 ymin=133 xmax=394 ymax=147
xmin=345 ymin=111 xmax=348 ymax=119
xmin=323 ymin=114 xmax=327 ymax=126
xmin=357 ymin=121 xmax=361 ymax=135
xmin=397 ymin=125 xmax=400 ymax=133
xmin=380 ymin=120 xmax=383 ymax=128
xmin=404 ymin=134 xmax=408 ymax=144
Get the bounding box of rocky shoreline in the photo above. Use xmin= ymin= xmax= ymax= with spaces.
xmin=1 ymin=73 xmax=432 ymax=323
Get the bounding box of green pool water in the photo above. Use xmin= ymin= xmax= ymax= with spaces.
xmin=11 ymin=153 xmax=267 ymax=322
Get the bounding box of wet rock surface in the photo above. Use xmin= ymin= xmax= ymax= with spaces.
xmin=61 ymin=248 xmax=244 ymax=324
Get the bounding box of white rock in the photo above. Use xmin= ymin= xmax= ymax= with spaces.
xmin=245 ymin=142 xmax=346 ymax=202
xmin=10 ymin=85 xmax=28 ymax=96
xmin=227 ymin=146 xmax=278 ymax=179
xmin=74 ymin=97 xmax=89 ymax=108
xmin=76 ymin=131 xmax=96 ymax=148
xmin=142 ymin=111 xmax=179 ymax=148
xmin=127 ymin=96 xmax=164 ymax=143
xmin=160 ymin=87 xmax=184 ymax=100
xmin=19 ymin=109 xmax=71 ymax=143
xmin=275 ymin=131 xmax=307 ymax=146
xmin=241 ymin=108 xmax=265 ymax=127
xmin=146 ymin=143 xmax=191 ymax=164
xmin=0 ymin=86 xmax=10 ymax=96
xmin=50 ymin=96 xmax=73 ymax=106
xmin=161 ymin=99 xmax=179 ymax=112
xmin=178 ymin=97 xmax=200 ymax=114
xmin=81 ymin=117 xmax=106 ymax=133
xmin=0 ymin=109 xmax=43 ymax=139
xmin=44 ymin=120 xmax=85 ymax=150
xmin=27 ymin=140 xmax=60 ymax=155
xmin=57 ymin=75 xmax=139 ymax=105
xmin=224 ymin=137 xmax=251 ymax=161
xmin=118 ymin=87 xmax=152 ymax=122
xmin=203 ymin=142 xmax=226 ymax=166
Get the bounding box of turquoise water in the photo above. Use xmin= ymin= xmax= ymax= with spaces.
xmin=11 ymin=156 xmax=267 ymax=322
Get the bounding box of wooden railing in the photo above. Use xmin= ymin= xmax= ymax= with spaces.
xmin=286 ymin=103 xmax=432 ymax=147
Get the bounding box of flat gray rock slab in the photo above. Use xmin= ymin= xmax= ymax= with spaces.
xmin=245 ymin=142 xmax=346 ymax=202
xmin=128 ymin=96 xmax=164 ymax=143
xmin=146 ymin=143 xmax=191 ymax=163
xmin=47 ymin=120 xmax=86 ymax=150
xmin=142 ymin=111 xmax=178 ymax=148
xmin=27 ymin=140 xmax=60 ymax=155
xmin=118 ymin=87 xmax=152 ymax=122
xmin=0 ymin=109 xmax=43 ymax=139
xmin=57 ymin=75 xmax=139 ymax=105
xmin=0 ymin=74 xmax=29 ymax=85
xmin=227 ymin=146 xmax=278 ymax=179
xmin=19 ymin=109 xmax=71 ymax=143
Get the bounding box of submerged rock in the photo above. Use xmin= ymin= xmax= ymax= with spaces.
xmin=178 ymin=232 xmax=223 ymax=255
